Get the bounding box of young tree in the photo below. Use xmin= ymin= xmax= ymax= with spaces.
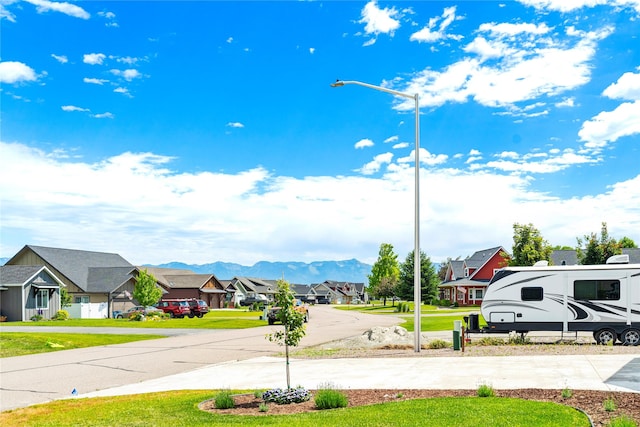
xmin=397 ymin=250 xmax=440 ymax=304
xmin=60 ymin=287 xmax=72 ymax=308
xmin=265 ymin=279 xmax=306 ymax=389
xmin=376 ymin=277 xmax=397 ymax=306
xmin=509 ymin=223 xmax=553 ymax=266
xmin=133 ymin=269 xmax=163 ymax=307
xmin=577 ymin=222 xmax=621 ymax=265
xmin=367 ymin=243 xmax=400 ymax=305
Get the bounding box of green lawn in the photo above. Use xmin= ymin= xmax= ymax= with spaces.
xmin=0 ymin=390 xmax=590 ymax=426
xmin=0 ymin=332 xmax=164 ymax=358
xmin=3 ymin=310 xmax=266 ymax=329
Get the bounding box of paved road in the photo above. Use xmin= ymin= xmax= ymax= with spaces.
xmin=0 ymin=305 xmax=401 ymax=411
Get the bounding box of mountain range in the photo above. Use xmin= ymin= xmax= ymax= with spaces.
xmin=0 ymin=256 xmax=372 ymax=284
xmin=145 ymin=259 xmax=373 ymax=284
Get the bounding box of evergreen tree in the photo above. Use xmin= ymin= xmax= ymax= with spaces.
xmin=398 ymin=250 xmax=440 ymax=304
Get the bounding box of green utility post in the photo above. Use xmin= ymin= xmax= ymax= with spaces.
xmin=453 ymin=320 xmax=461 ymax=351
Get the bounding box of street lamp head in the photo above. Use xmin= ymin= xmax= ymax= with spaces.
xmin=330 ymin=80 xmax=345 ymax=88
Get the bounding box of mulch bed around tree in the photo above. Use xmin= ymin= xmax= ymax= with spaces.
xmin=201 ymin=388 xmax=640 ymax=426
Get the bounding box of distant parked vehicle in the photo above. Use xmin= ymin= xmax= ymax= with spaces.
xmin=316 ymin=296 xmax=331 ymax=304
xmin=187 ymin=299 xmax=209 ymax=318
xmin=239 ymin=294 xmax=268 ymax=307
xmin=114 ymin=306 xmax=162 ymax=319
xmin=155 ymin=300 xmax=192 ymax=318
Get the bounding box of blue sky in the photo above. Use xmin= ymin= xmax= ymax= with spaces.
xmin=1 ymin=0 xmax=639 ymax=266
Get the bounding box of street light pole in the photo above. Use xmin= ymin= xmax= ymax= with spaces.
xmin=330 ymin=79 xmax=421 ymax=352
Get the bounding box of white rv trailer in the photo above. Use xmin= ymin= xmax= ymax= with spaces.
xmin=480 ymin=255 xmax=640 ymax=345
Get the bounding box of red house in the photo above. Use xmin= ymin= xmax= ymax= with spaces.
xmin=439 ymin=246 xmax=509 ymax=306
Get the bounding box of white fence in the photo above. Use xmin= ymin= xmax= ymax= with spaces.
xmin=67 ymin=302 xmax=108 ymax=319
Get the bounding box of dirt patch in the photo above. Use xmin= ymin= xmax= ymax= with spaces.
xmin=201 ymin=388 xmax=640 ymax=426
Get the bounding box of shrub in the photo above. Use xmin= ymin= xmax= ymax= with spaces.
xmin=561 ymin=387 xmax=573 ymax=399
xmin=253 ymin=389 xmax=265 ymax=399
xmin=213 ymin=390 xmax=235 ymax=409
xmin=314 ymin=384 xmax=348 ymax=410
xmin=603 ymin=396 xmax=617 ymax=412
xmin=508 ymin=334 xmax=531 ymax=345
xmin=258 ymin=403 xmax=269 ymax=412
xmin=128 ymin=312 xmax=145 ymax=321
xmin=30 ymin=314 xmax=43 ymax=321
xmin=53 ymin=310 xmax=69 ymax=320
xmin=427 ymin=339 xmax=450 ymax=349
xmin=608 ymin=415 xmax=638 ymax=427
xmin=477 ymin=384 xmax=495 ymax=397
xmin=262 ymin=387 xmax=311 ymax=404
xmin=474 ymin=337 xmax=505 ymax=346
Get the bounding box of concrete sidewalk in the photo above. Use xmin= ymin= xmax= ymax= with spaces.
xmin=80 ymin=354 xmax=640 ymax=400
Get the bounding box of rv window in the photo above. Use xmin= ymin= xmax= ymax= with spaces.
xmin=521 ymin=287 xmax=543 ymax=301
xmin=574 ymin=280 xmax=620 ymax=300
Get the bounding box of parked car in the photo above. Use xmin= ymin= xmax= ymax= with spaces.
xmin=114 ymin=306 xmax=162 ymax=319
xmin=239 ymin=294 xmax=268 ymax=307
xmin=267 ymin=299 xmax=309 ymax=325
xmin=187 ymin=299 xmax=209 ymax=318
xmin=316 ymin=296 xmax=331 ymax=304
xmin=155 ymin=300 xmax=192 ymax=318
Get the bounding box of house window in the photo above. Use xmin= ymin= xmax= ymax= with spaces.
xmin=521 ymin=287 xmax=543 ymax=301
xmin=75 ymin=296 xmax=89 ymax=303
xmin=36 ymin=289 xmax=49 ymax=309
xmin=574 ymin=280 xmax=620 ymax=301
xmin=464 ymin=268 xmax=469 ymax=277
xmin=475 ymin=289 xmax=483 ymax=299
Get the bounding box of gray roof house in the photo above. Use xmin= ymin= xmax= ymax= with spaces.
xmin=0 ymin=265 xmax=66 ymax=321
xmin=4 ymin=245 xmax=141 ymax=318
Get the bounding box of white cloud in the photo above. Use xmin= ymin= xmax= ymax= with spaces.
xmin=359 ymin=0 xmax=400 ymax=46
xmin=110 ymin=69 xmax=141 ymax=81
xmin=398 ymin=148 xmax=448 ymax=166
xmin=24 ymin=0 xmax=90 ymax=19
xmin=355 ymin=138 xmax=374 ymax=149
xmin=84 ymin=53 xmax=106 ymax=65
xmin=92 ymin=112 xmax=115 ymax=119
xmin=358 ymin=152 xmax=393 ymax=174
xmin=1 ymin=3 xmax=17 ymax=22
xmin=410 ymin=6 xmax=460 ymax=43
xmin=2 ymin=141 xmax=637 ymax=265
xmin=517 ymin=0 xmax=640 ymax=13
xmin=602 ymin=71 xmax=640 ymax=101
xmin=469 ymin=149 xmax=482 ymax=156
xmin=309 ymin=48 xmax=315 ymax=54
xmin=61 ymin=105 xmax=89 ymax=112
xmin=51 ymin=54 xmax=68 ymax=64
xmin=84 ymin=77 xmax=109 ymax=85
xmin=226 ymin=37 xmax=233 ymax=43
xmin=496 ymin=151 xmax=519 ymax=159
xmin=0 ymin=61 xmax=37 ymax=84
xmin=392 ymin=21 xmax=613 ymax=111
xmin=555 ymin=97 xmax=575 ymax=107
xmin=579 ymin=101 xmax=640 ymax=149
xmin=226 ymin=122 xmax=244 ymax=128
xmin=97 ymin=10 xmax=117 ymax=27
xmin=393 ymin=142 xmax=409 ymax=149
xmin=114 ymin=87 xmax=132 ymax=97
xmin=384 ymin=135 xmax=399 ymax=143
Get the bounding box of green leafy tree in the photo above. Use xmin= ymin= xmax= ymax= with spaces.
xmin=619 ymin=236 xmax=637 ymax=248
xmin=377 ymin=277 xmax=397 ymax=306
xmin=577 ymin=222 xmax=621 ymax=265
xmin=367 ymin=243 xmax=400 ymax=305
xmin=509 ymin=223 xmax=553 ymax=266
xmin=397 ymin=250 xmax=440 ymax=304
xmin=60 ymin=287 xmax=72 ymax=308
xmin=266 ymin=279 xmax=306 ymax=389
xmin=133 ymin=269 xmax=163 ymax=307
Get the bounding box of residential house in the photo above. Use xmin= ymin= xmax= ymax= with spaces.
xmin=291 ymin=283 xmax=318 ymax=303
xmin=439 ymin=246 xmax=509 ymax=306
xmin=229 ymin=277 xmax=277 ymax=305
xmin=0 ymin=265 xmax=66 ymax=321
xmin=142 ymin=266 xmax=229 ymax=309
xmin=4 ymin=245 xmax=147 ymax=318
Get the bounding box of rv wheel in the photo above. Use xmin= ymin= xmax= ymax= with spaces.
xmin=594 ymin=328 xmax=617 ymax=345
xmin=621 ymin=328 xmax=640 ymax=346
